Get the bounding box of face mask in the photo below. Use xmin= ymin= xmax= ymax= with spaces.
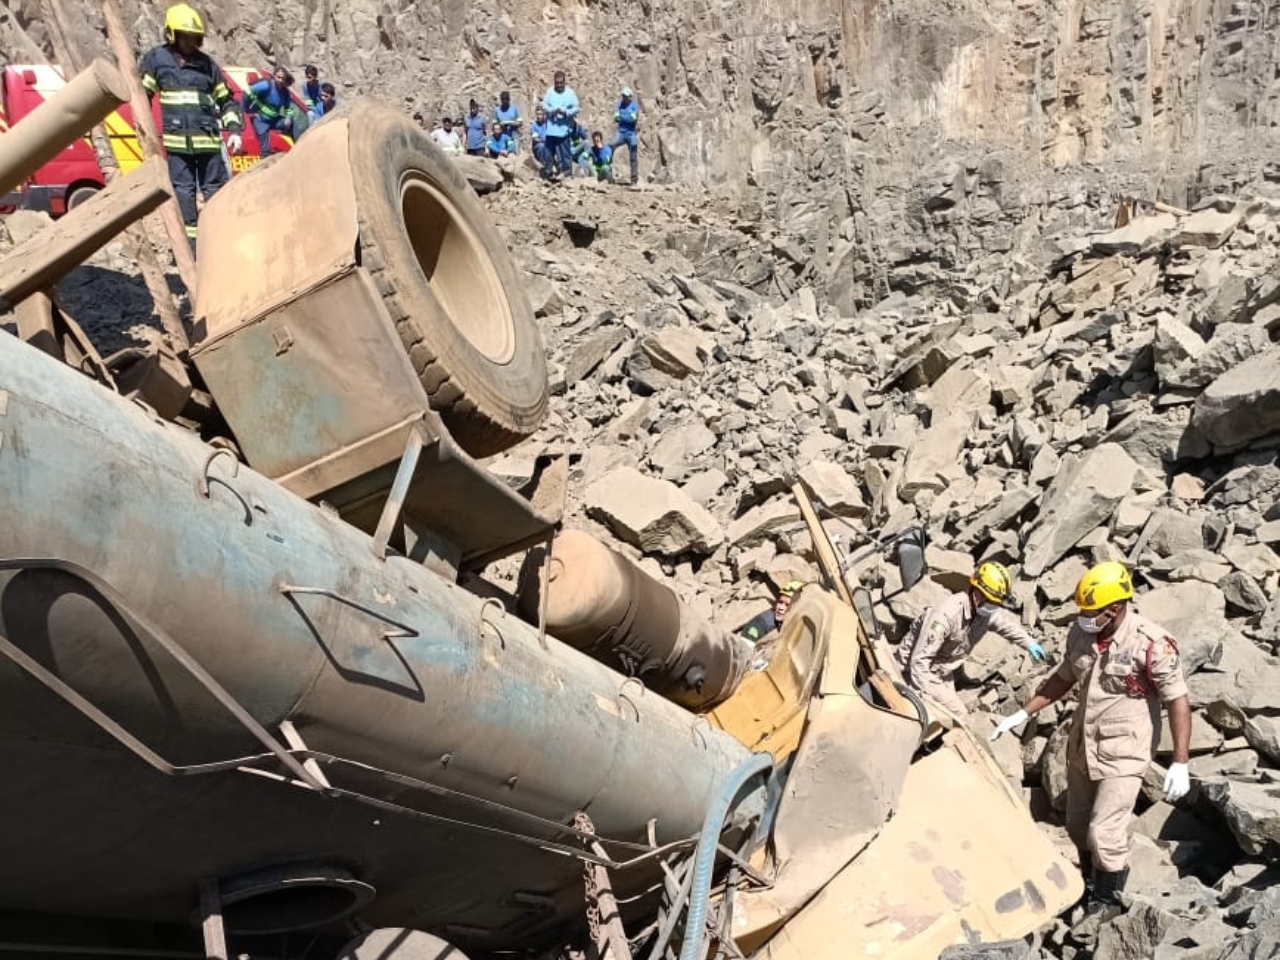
xmin=1077 ymin=612 xmax=1111 ymax=634
xmin=977 ymin=602 xmax=1001 ymax=617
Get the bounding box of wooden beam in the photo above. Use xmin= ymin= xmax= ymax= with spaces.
xmin=791 ymin=482 xmax=914 ymax=717
xmin=100 ymin=0 xmax=200 ymax=296
xmin=0 ymin=157 xmax=170 ymax=308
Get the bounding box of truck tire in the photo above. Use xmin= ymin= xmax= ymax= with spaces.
xmin=65 ymin=184 xmax=101 ymax=211
xmin=345 ymin=100 xmax=547 ymax=457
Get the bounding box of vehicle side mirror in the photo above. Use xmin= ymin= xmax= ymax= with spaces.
xmin=895 ymin=526 xmax=927 ymax=591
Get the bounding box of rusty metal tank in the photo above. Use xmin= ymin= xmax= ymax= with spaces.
xmin=0 ymin=295 xmax=757 ymax=950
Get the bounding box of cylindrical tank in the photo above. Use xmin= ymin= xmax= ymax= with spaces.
xmin=517 ymin=530 xmax=751 ymax=709
xmin=0 ymin=332 xmax=756 ymax=946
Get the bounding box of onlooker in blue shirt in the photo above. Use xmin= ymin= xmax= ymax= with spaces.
xmin=300 ymin=64 xmax=323 ymax=120
xmin=588 ymin=131 xmax=613 ymax=182
xmin=494 ymin=91 xmax=522 ymax=151
xmin=463 ymin=99 xmax=488 ymax=156
xmin=486 ymin=122 xmax=514 ymax=158
xmin=610 ymin=86 xmax=640 ymax=185
xmin=244 ymin=66 xmax=296 ymax=157
xmin=529 ymin=105 xmax=549 ymax=166
xmin=540 ymin=70 xmax=579 ymax=179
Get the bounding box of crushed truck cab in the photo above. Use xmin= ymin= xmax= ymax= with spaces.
xmin=0 ymin=94 xmax=1080 ymax=959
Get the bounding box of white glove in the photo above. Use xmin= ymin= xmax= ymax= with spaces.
xmin=1163 ymin=762 xmax=1191 ymax=802
xmin=226 ymin=133 xmax=243 ymax=155
xmin=990 ymin=709 xmax=1029 ymax=741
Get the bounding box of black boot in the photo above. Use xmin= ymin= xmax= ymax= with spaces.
xmin=1086 ymin=867 xmax=1129 ymax=915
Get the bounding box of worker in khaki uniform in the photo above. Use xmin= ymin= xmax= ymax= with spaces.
xmin=895 ymin=561 xmax=1047 ymax=717
xmin=992 ymin=562 xmax=1192 ymax=913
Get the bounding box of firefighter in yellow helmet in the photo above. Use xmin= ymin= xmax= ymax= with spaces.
xmin=738 ymin=581 xmax=803 ymax=643
xmin=894 ymin=560 xmax=1046 ymax=717
xmin=139 ymin=4 xmax=244 ymax=248
xmin=992 ymin=561 xmax=1192 ymax=915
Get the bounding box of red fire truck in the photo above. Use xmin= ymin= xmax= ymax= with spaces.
xmin=0 ymin=64 xmax=309 ymax=216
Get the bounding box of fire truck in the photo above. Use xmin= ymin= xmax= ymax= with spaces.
xmin=0 ymin=63 xmax=308 ymax=216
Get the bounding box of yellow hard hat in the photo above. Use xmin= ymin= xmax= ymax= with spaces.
xmin=970 ymin=561 xmax=1012 ymax=605
xmin=165 ymin=4 xmax=205 ymax=43
xmin=1075 ymin=561 xmax=1134 ymax=612
xmin=778 ymin=581 xmax=804 ymax=598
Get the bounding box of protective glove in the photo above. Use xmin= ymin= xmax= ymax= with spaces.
xmin=990 ymin=708 xmax=1029 ymax=741
xmin=1163 ymin=762 xmax=1191 ymax=802
xmin=226 ymin=133 xmax=243 ymax=155
xmin=1027 ymin=642 xmax=1047 ymax=663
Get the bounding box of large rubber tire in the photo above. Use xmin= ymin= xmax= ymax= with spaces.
xmin=343 ymin=99 xmax=548 ymax=457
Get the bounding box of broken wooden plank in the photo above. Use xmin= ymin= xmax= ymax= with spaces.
xmin=0 ymin=156 xmax=170 ymax=308
xmin=0 ymin=58 xmax=127 ymax=198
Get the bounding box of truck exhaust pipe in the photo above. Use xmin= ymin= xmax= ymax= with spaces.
xmin=517 ymin=530 xmax=750 ymax=710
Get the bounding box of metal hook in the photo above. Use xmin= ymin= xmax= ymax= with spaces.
xmin=617 ymin=676 xmax=644 ymax=722
xmin=478 ymin=597 xmax=506 ymax=649
xmin=197 ymin=446 xmax=240 ymax=498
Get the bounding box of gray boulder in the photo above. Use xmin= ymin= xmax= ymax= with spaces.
xmin=1191 ymin=345 xmax=1280 ymax=449
xmin=1022 ymin=443 xmax=1138 ymax=576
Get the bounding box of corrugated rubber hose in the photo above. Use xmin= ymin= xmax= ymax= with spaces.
xmin=677 ymin=751 xmax=774 ymax=960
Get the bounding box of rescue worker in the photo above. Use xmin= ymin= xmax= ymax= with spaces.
xmin=430 ymin=116 xmax=462 ymax=155
xmin=244 ymin=65 xmax=297 ymax=157
xmin=494 ymin=90 xmax=522 ymax=151
xmin=485 ymin=122 xmax=514 ymax=159
xmin=463 ymin=99 xmax=488 ymax=157
xmin=739 ymin=581 xmax=802 ymax=643
xmin=610 ymin=86 xmax=640 ymax=185
xmin=529 ymin=106 xmax=549 ymax=166
xmin=894 ymin=561 xmax=1047 ymax=717
xmin=991 ymin=561 xmax=1192 ymax=914
xmin=587 ymin=131 xmax=613 ymax=182
xmin=569 ymin=122 xmax=590 ymax=177
xmin=140 ymin=4 xmax=243 ymax=249
xmin=541 ymin=70 xmax=579 ymax=179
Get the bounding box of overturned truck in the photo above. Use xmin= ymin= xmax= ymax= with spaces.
xmin=0 ymin=97 xmax=1081 ymax=959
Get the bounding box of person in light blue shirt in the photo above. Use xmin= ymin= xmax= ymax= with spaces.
xmin=529 ymin=105 xmax=549 ymax=166
xmin=494 ymin=91 xmax=522 ymax=151
xmin=463 ymin=99 xmax=488 ymax=156
xmin=486 ymin=122 xmax=514 ymax=158
xmin=610 ymin=86 xmax=640 ymax=185
xmin=540 ymin=70 xmax=579 ymax=179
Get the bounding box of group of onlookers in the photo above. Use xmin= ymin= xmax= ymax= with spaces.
xmin=242 ymin=63 xmax=337 ymax=158
xmin=418 ymin=71 xmax=642 ymax=185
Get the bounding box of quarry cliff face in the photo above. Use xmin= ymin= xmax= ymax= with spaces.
xmin=4 ymin=0 xmax=1278 ymax=304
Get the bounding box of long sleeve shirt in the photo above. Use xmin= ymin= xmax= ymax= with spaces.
xmin=541 ymin=86 xmax=579 ymax=138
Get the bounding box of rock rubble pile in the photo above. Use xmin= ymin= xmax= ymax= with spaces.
xmin=480 ymin=174 xmax=1280 ymax=959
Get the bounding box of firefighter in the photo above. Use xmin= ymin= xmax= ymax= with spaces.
xmin=140 ymin=4 xmax=243 ymax=248
xmin=894 ymin=561 xmax=1047 ymax=717
xmin=991 ymin=561 xmax=1192 ymax=914
xmin=739 ymin=581 xmax=802 ymax=643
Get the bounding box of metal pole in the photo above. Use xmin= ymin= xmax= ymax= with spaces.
xmin=0 ymin=59 xmax=128 ymax=198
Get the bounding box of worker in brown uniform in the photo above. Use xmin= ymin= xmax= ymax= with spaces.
xmin=992 ymin=561 xmax=1192 ymax=913
xmin=895 ymin=561 xmax=1047 ymax=717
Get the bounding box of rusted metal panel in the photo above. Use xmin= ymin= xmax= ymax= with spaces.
xmin=749 ymin=745 xmax=1083 ymax=959
xmin=192 ymin=267 xmax=425 ymax=482
xmin=191 ymin=116 xmax=358 ymax=343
